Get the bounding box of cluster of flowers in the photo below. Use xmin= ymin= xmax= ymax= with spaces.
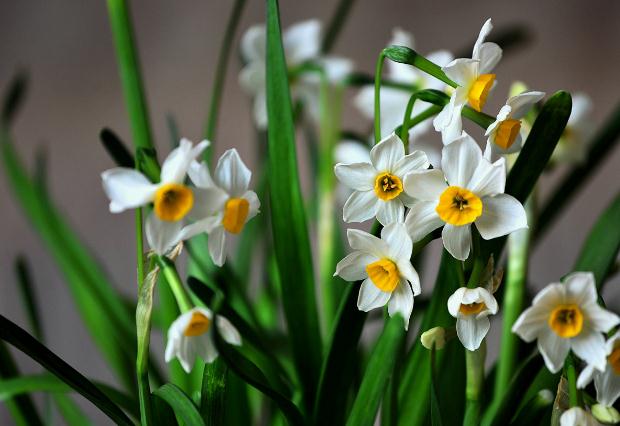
xmin=101 ymin=140 xmax=260 ymax=372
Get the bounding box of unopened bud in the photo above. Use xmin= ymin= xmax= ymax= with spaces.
xmin=592 ymin=404 xmax=620 ymax=424
xmin=421 ymin=327 xmax=446 ymax=350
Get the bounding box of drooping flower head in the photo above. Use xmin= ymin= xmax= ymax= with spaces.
xmin=448 ymin=287 xmax=498 ymax=351
xmin=404 ymin=133 xmax=527 ymax=260
xmin=185 ymin=149 xmax=260 ymax=266
xmin=485 ymin=91 xmax=545 ymax=157
xmin=577 ymin=331 xmax=620 ymax=408
xmin=512 ymin=272 xmax=620 ymax=373
xmin=101 ymin=138 xmax=209 ymax=254
xmin=334 ymin=223 xmax=421 ymax=329
xmin=165 ymin=307 xmax=241 ymax=373
xmin=434 ymin=19 xmax=502 ymax=144
xmin=335 ymin=133 xmax=429 ymax=225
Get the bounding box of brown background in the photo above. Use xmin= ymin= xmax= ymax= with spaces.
xmin=1 ymin=0 xmax=619 ymax=424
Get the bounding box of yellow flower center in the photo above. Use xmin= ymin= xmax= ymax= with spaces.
xmin=366 ymin=258 xmax=399 ymax=292
xmin=548 ymin=304 xmax=583 ymax=338
xmin=468 ymin=74 xmax=496 ymax=112
xmin=436 ymin=186 xmax=483 ymax=226
xmin=222 ymin=198 xmax=250 ymax=234
xmin=154 ymin=183 xmax=194 ymax=222
xmin=494 ymin=119 xmax=522 ymax=150
xmin=374 ymin=172 xmax=403 ymax=201
xmin=459 ymin=302 xmax=487 ymax=315
xmin=608 ymin=345 xmax=620 ymax=375
xmin=183 ymin=311 xmax=211 ymax=337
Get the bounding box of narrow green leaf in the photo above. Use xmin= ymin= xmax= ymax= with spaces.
xmin=314 ymin=286 xmax=366 ymax=425
xmin=0 ymin=315 xmax=133 ymax=426
xmin=212 ymin=326 xmax=304 ymax=426
xmin=1 ymin=71 xmax=27 ymax=123
xmin=53 ymin=394 xmax=92 ymax=426
xmin=266 ymin=0 xmax=323 ymax=408
xmin=537 ymin=101 xmax=620 ymax=240
xmin=429 ymin=348 xmax=444 ymax=426
xmin=573 ymin=191 xmax=620 ymax=287
xmin=100 ymin=128 xmax=135 ymax=168
xmin=14 ymin=256 xmax=43 ymax=340
xmin=346 ymin=316 xmax=405 ymax=426
xmin=321 ymin=0 xmax=357 ymax=53
xmin=200 ymin=360 xmax=228 ymax=426
xmin=153 ymin=384 xmax=205 ymax=426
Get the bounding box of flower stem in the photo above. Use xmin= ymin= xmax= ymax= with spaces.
xmin=565 ymin=355 xmax=581 ymax=408
xmin=374 ymin=51 xmax=386 ymax=143
xmin=157 ymin=256 xmax=193 ymax=313
xmin=464 ymin=341 xmax=486 ymax=426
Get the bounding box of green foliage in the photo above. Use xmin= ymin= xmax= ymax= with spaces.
xmin=153 ymin=384 xmax=205 ymax=426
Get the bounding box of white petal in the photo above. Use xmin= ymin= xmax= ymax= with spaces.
xmin=208 ymin=226 xmax=227 ymax=267
xmin=178 ymin=215 xmax=222 ymax=242
xmin=320 ymin=56 xmax=353 ymax=83
xmin=476 ymin=194 xmax=528 ymax=240
xmin=243 ymin=190 xmax=261 ymax=221
xmin=433 ymin=93 xmax=465 ymax=145
xmin=334 ymin=251 xmax=376 ymax=281
xmin=404 ymin=201 xmax=443 ymax=242
xmin=476 ymin=42 xmax=502 ymax=74
xmin=457 ymin=315 xmax=490 ymax=351
xmin=532 ymin=282 xmax=565 ymax=308
xmin=214 ymin=149 xmax=251 ymax=197
xmin=335 ymin=141 xmax=371 ymax=165
xmin=239 ymin=61 xmax=265 ymax=96
xmin=353 ymin=86 xmax=376 ymax=122
xmin=194 ymin=334 xmax=219 ymax=364
xmin=478 ymin=288 xmax=499 ymax=315
xmin=403 ymin=169 xmax=447 ymax=201
xmin=538 ymin=329 xmax=570 ymax=373
xmin=388 ymin=280 xmax=414 ymax=330
xmin=572 ymin=330 xmax=608 ymax=372
xmin=334 ymin=162 xmax=376 ymax=191
xmin=397 ymin=261 xmax=420 ymax=295
xmin=145 ymin=213 xmax=183 ymax=255
xmin=577 ymin=364 xmax=596 ymax=389
xmin=347 ymin=228 xmax=389 ymax=258
xmin=564 ymin=272 xmax=598 ymax=305
xmin=442 ymin=224 xmax=472 ymax=261
xmin=466 ymin=157 xmax=506 ymax=196
xmin=447 ymin=287 xmax=468 ymax=317
xmin=392 ymin=150 xmax=430 ymax=177
xmin=283 ymin=19 xmax=321 ymax=65
xmin=441 ymin=133 xmax=482 ymax=187
xmin=189 ymin=187 xmax=228 ymax=221
xmin=376 ymin=199 xmax=405 ymax=226
xmin=560 ymin=407 xmax=598 ymax=426
xmin=472 ymin=19 xmax=493 ymax=61
xmin=594 ymin=364 xmax=620 ymax=406
xmin=512 ymin=304 xmax=552 ymax=342
xmin=343 ymin=190 xmax=379 ymax=223
xmin=188 ymin=160 xmax=215 ymax=189
xmin=507 ymin=91 xmax=546 ymax=119
xmin=101 ymin=168 xmax=157 ymax=213
xmin=571 ymin=93 xmax=593 ymax=124
xmin=370 ymin=133 xmax=405 ymax=172
xmin=252 ymin=91 xmax=268 ymax=130
xmin=442 ymin=58 xmax=478 ymax=87
xmin=584 ymin=303 xmax=620 ymax=333
xmin=357 ymin=278 xmax=391 ymax=312
xmin=381 ymin=222 xmax=413 ymax=261
xmin=216 ymin=316 xmax=242 ymax=346
xmin=240 ymin=24 xmax=266 ymax=63
xmin=161 ymin=139 xmax=209 ymax=184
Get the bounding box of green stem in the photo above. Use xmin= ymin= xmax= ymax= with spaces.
xmin=400 ymin=93 xmax=418 ymax=147
xmin=464 ymin=341 xmax=486 ymax=426
xmin=374 ymin=51 xmax=386 ymax=143
xmin=157 ymin=256 xmax=193 ymax=313
xmin=467 ymin=233 xmax=485 ymax=288
xmin=565 ymin=356 xmax=580 ymax=408
xmin=203 ymin=0 xmax=247 ymax=163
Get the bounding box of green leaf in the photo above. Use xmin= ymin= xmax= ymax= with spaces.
xmin=136 ymin=266 xmax=158 ymax=424
xmin=1 ymin=71 xmax=27 ymax=123
xmin=429 ymin=348 xmax=444 ymax=426
xmin=99 ymin=128 xmax=135 ymax=168
xmin=321 ymin=0 xmax=357 ymax=53
xmin=0 ymin=315 xmax=133 ymax=425
xmin=153 ymin=384 xmax=205 ymax=426
xmin=53 ymin=394 xmax=92 ymax=426
xmin=266 ymin=0 xmax=323 ymax=409
xmin=314 ymin=286 xmax=366 ymax=425
xmin=537 ymin=101 xmax=620 ymax=240
xmin=14 ymin=256 xmax=43 ymax=340
xmin=346 ymin=315 xmax=405 ymax=426
xmin=573 ymin=191 xmax=620 ymax=287
xmin=212 ymin=325 xmax=304 ymax=426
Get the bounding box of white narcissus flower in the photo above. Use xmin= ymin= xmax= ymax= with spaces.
xmin=355 ymin=27 xmax=453 ymax=142
xmin=334 ymin=223 xmax=421 ymax=329
xmin=403 ymin=133 xmax=527 ymax=261
xmin=512 ymin=272 xmax=620 ymax=374
xmin=185 ymin=149 xmax=260 ymax=267
xmin=165 ymin=307 xmax=241 ymax=373
xmin=447 ymin=287 xmax=498 ymax=351
xmin=335 ymin=133 xmax=429 ymax=225
xmin=577 ymin=331 xmax=620 ymax=408
xmin=434 ymin=18 xmax=502 ymax=144
xmin=485 ymin=91 xmax=545 ymax=157
xmin=239 ymin=20 xmax=353 ymax=129
xmin=551 ymin=93 xmax=595 ymax=165
xmin=560 ymin=407 xmax=601 ymax=426
xmin=101 ymin=138 xmax=209 ymax=255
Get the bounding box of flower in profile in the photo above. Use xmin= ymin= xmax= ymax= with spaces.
xmin=404 ymin=133 xmax=527 ymax=260
xmin=560 ymin=407 xmax=600 ymax=426
xmin=434 ymin=18 xmax=502 ymax=144
xmin=185 ymin=149 xmax=260 ymax=266
xmin=447 ymin=287 xmax=498 ymax=351
xmin=101 ymin=138 xmax=209 ymax=255
xmin=335 ymin=133 xmax=429 ymax=225
xmin=485 ymin=91 xmax=545 ymax=157
xmin=334 ymin=223 xmax=421 ymax=329
xmin=165 ymin=307 xmax=241 ymax=373
xmin=512 ymin=272 xmax=620 ymax=373
xmin=354 ymin=27 xmax=453 ymax=143
xmin=551 ymin=93 xmax=595 ymax=165
xmin=577 ymin=331 xmax=620 ymax=409
xmin=239 ymin=19 xmax=353 ymax=129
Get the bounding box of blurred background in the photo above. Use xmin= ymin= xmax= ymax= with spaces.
xmin=1 ymin=0 xmax=619 ymax=423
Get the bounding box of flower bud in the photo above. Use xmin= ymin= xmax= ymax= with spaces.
xmin=421 ymin=327 xmax=446 ymax=350
xmin=592 ymin=404 xmax=620 ymax=424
